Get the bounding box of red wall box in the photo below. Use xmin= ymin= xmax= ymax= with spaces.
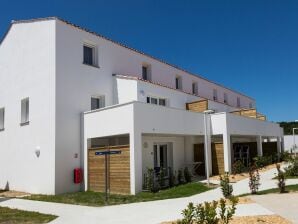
xmin=74 ymin=168 xmax=82 ymax=184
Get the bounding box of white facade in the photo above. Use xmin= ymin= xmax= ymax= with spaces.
xmin=0 ymin=17 xmax=282 ymax=195
xmin=284 ymin=135 xmax=298 ymax=152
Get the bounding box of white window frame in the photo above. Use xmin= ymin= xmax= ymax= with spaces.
xmin=91 ymin=95 xmax=105 ymax=110
xmin=0 ymin=107 xmax=4 ymax=131
xmin=21 ymin=97 xmax=29 ymax=125
xmin=83 ymin=43 xmax=98 ymax=67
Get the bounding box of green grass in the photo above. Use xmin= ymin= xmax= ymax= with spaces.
xmin=240 ymin=184 xmax=298 ymax=197
xmin=25 ymin=182 xmax=211 ymax=207
xmin=0 ymin=206 xmax=57 ymax=224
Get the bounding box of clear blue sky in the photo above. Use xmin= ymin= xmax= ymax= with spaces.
xmin=1 ymin=0 xmax=297 ymax=122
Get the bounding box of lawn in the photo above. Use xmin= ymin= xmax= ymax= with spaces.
xmin=0 ymin=206 xmax=57 ymax=224
xmin=25 ymin=182 xmax=211 ymax=207
xmin=240 ymin=184 xmax=298 ymax=196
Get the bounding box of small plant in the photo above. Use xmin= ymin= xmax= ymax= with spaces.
xmin=184 ymin=167 xmax=192 ymax=183
xmin=145 ymin=168 xmax=159 ymax=193
xmin=253 ymin=156 xmax=271 ymax=169
xmin=180 ymin=202 xmax=195 ymax=224
xmin=178 ymin=169 xmax=184 ymax=185
xmin=169 ymin=168 xmax=176 ymax=187
xmin=219 ymin=196 xmax=239 ymax=224
xmin=232 ymin=160 xmax=246 ymax=174
xmin=248 ymin=166 xmax=260 ymax=194
xmin=280 ymin=151 xmax=291 ymax=162
xmin=285 ymin=157 xmax=298 ymax=177
xmin=220 ymin=172 xmax=233 ymax=198
xmin=179 ymin=197 xmax=238 ymax=224
xmin=276 ymin=164 xmax=286 ymax=193
xmin=158 ymin=167 xmax=166 ymax=188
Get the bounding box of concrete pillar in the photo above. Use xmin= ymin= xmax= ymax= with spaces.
xmin=223 ymin=132 xmax=232 ymax=173
xmin=129 ymin=132 xmax=142 ymax=195
xmin=257 ymin=136 xmax=263 ymax=156
xmin=277 ymin=137 xmax=282 ymax=157
xmin=84 ymin=138 xmax=91 ymax=191
xmin=204 ymin=113 xmax=213 ymax=177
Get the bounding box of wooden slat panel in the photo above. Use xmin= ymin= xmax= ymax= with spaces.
xmin=211 ymin=143 xmax=224 ymax=175
xmin=186 ymin=100 xmax=208 ymax=112
xmin=240 ymin=109 xmax=257 ymax=118
xmin=88 ymin=145 xmax=130 ymax=194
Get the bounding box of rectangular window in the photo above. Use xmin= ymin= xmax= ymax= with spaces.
xmin=91 ymin=96 xmax=105 ymax=110
xmin=142 ymin=66 xmax=148 ymax=80
xmin=249 ymin=102 xmax=253 ymax=108
xmin=21 ymin=98 xmax=29 ymax=125
xmin=224 ymin=93 xmax=228 ymax=104
xmin=237 ymin=97 xmax=241 ymax=107
xmin=213 ymin=89 xmax=218 ymax=101
xmin=0 ymin=108 xmax=4 ymax=131
xmin=83 ymin=44 xmax=96 ymax=66
xmin=147 ymin=96 xmax=167 ymax=106
xmin=192 ymin=82 xmax=198 ymax=95
xmin=175 ymin=76 xmax=182 ymax=90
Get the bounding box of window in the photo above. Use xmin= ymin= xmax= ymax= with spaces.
xmin=0 ymin=108 xmax=4 ymax=131
xmin=224 ymin=93 xmax=228 ymax=104
xmin=83 ymin=44 xmax=97 ymax=66
xmin=213 ymin=89 xmax=218 ymax=101
xmin=192 ymin=82 xmax=198 ymax=95
xmin=91 ymin=96 xmax=105 ymax=110
xmin=175 ymin=76 xmax=182 ymax=90
xmin=21 ymin=98 xmax=29 ymax=125
xmin=142 ymin=65 xmax=151 ymax=81
xmin=237 ymin=97 xmax=241 ymax=107
xmin=249 ymin=102 xmax=253 ymax=108
xmin=146 ymin=96 xmax=167 ymax=106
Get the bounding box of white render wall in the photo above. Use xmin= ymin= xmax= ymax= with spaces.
xmin=284 ymin=135 xmax=298 ymax=152
xmin=0 ymin=21 xmax=56 ymax=194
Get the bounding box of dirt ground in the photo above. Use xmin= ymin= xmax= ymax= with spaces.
xmin=0 ymin=190 xmax=30 ymax=198
xmin=162 ymin=215 xmax=292 ymax=224
xmin=210 ymin=163 xmax=282 ymax=183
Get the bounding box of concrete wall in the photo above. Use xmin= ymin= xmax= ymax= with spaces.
xmin=284 ymin=135 xmax=298 ymax=152
xmin=0 ymin=21 xmax=56 ymax=194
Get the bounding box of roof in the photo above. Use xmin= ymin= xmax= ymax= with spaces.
xmin=0 ymin=16 xmax=254 ymax=101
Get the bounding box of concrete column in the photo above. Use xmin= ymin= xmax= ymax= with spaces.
xmin=84 ymin=138 xmax=91 ymax=191
xmin=257 ymin=136 xmax=263 ymax=156
xmin=204 ymin=113 xmax=213 ymax=177
xmin=129 ymin=131 xmax=142 ymax=195
xmin=277 ymin=137 xmax=282 ymax=157
xmin=223 ymin=132 xmax=232 ymax=173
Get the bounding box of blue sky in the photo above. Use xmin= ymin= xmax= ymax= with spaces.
xmin=1 ymin=0 xmax=297 ymax=122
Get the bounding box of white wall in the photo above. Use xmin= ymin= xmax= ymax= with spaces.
xmin=284 ymin=135 xmax=298 ymax=152
xmin=0 ymin=21 xmax=56 ymax=194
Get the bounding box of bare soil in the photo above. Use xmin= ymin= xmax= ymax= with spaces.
xmin=0 ymin=190 xmax=30 ymax=198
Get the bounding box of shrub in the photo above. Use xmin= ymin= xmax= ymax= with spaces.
xmin=184 ymin=167 xmax=192 ymax=183
xmin=158 ymin=167 xmax=166 ymax=188
xmin=220 ymin=172 xmax=233 ymax=198
xmin=145 ymin=168 xmax=159 ymax=193
xmin=276 ymin=164 xmax=286 ymax=193
xmin=232 ymin=160 xmax=246 ymax=174
xmin=178 ymin=169 xmax=184 ymax=185
xmin=285 ymin=157 xmax=298 ymax=177
xmin=248 ymin=166 xmax=260 ymax=194
xmin=179 ymin=197 xmax=238 ymax=224
xmin=169 ymin=168 xmax=176 ymax=188
xmin=253 ymin=156 xmax=272 ymax=169
xmin=280 ymin=151 xmax=291 ymax=162
xmin=219 ymin=196 xmax=239 ymax=224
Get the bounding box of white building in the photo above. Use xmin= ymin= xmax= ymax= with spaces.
xmin=0 ymin=17 xmax=283 ymax=195
xmin=284 ymin=135 xmax=298 ymax=152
